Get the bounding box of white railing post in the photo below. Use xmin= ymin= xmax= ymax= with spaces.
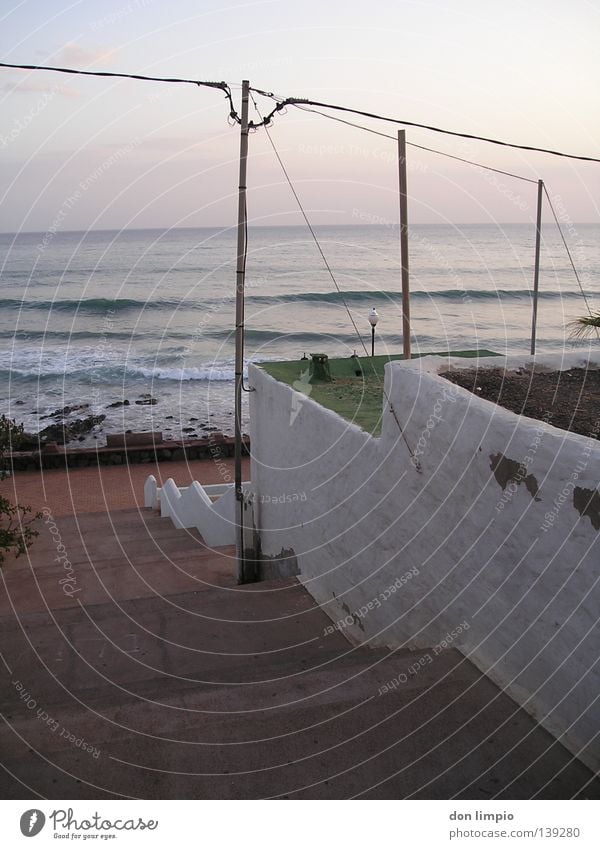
xmin=144 ymin=474 xmax=158 ymax=509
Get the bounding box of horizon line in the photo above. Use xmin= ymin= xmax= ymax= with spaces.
xmin=2 ymin=221 xmax=599 ymax=237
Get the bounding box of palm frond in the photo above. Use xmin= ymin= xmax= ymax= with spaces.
xmin=568 ymin=312 xmax=600 ymax=339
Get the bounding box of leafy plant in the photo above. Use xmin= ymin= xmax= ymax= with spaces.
xmin=0 ymin=415 xmax=41 ymax=566
xmin=570 ymin=311 xmax=600 ymax=339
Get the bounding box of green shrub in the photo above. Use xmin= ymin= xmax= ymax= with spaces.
xmin=0 ymin=415 xmax=41 ymax=566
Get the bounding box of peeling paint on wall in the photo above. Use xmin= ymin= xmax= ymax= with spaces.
xmin=341 ymin=601 xmax=366 ymax=632
xmin=573 ymin=487 xmax=600 ymax=531
xmin=490 ymin=453 xmax=541 ymax=501
xmin=257 ymin=546 xmax=300 ymax=580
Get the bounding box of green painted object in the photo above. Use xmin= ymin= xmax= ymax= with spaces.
xmin=309 ymin=353 xmax=332 ymax=383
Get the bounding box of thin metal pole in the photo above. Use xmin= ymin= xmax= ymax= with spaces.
xmin=234 ymin=80 xmax=250 ymax=582
xmin=398 ymin=130 xmax=411 ymax=360
xmin=371 ymin=325 xmax=375 ymax=357
xmin=530 ymin=179 xmax=544 ymax=355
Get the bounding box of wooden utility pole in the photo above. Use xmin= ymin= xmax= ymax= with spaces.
xmin=530 ymin=179 xmax=544 ymax=355
xmin=398 ymin=130 xmax=411 ymax=360
xmin=234 ymin=80 xmax=250 ymax=582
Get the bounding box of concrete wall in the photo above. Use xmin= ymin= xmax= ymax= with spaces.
xmin=249 ymin=352 xmax=600 ymax=771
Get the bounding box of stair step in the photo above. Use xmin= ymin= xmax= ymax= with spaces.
xmin=1 ymin=507 xmax=598 ymax=800
xmin=2 ymin=643 xmax=593 ymax=800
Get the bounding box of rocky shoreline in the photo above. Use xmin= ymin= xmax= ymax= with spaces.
xmin=7 ymin=391 xmax=246 ymax=473
xmin=11 ymin=391 xmax=237 ymax=454
xmin=8 ymin=430 xmax=250 ymax=473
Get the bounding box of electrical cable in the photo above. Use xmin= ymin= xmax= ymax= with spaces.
xmin=2 ymin=63 xmax=598 ymax=161
xmin=249 ymin=93 xmax=370 ymax=359
xmin=250 ymin=92 xmax=422 ymax=468
xmin=0 ymin=61 xmax=228 ymax=89
xmin=288 ymin=97 xmax=598 ymax=342
xmin=542 ymin=186 xmax=599 ymax=339
xmin=251 ymin=87 xmax=600 ymax=164
xmin=5 ymin=62 xmax=596 ymax=349
xmin=0 ymin=60 xmax=243 ymax=124
xmin=292 ymin=103 xmax=538 ymax=183
xmin=0 ymin=61 xmax=290 ymax=127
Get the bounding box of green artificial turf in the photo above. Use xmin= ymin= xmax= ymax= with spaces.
xmin=259 ymin=350 xmax=499 ymax=436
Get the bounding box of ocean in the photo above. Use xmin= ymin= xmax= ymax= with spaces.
xmin=1 ymin=224 xmax=598 ymax=446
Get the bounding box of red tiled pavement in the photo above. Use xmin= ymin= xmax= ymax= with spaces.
xmin=0 ymin=456 xmax=250 ymax=518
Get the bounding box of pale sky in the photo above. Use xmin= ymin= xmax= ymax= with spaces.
xmin=1 ymin=0 xmax=599 ymax=232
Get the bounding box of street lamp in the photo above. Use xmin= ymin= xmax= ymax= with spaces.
xmin=368 ymin=307 xmax=379 ymax=357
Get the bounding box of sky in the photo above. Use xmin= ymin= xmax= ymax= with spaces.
xmin=1 ymin=0 xmax=599 ymax=232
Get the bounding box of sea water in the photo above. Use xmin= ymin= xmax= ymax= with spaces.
xmin=0 ymin=223 xmax=598 ymax=444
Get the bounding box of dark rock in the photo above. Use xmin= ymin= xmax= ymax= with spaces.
xmin=182 ymin=427 xmax=195 ymax=433
xmin=165 ymin=415 xmax=174 ymax=420
xmin=37 ymin=423 xmax=68 ymax=443
xmin=135 ymin=398 xmax=157 ymax=406
xmin=38 ymin=414 xmax=106 ymax=445
xmin=42 ymin=403 xmax=90 ymax=420
xmin=69 ymin=415 xmax=106 ymax=437
xmin=15 ymin=400 xmax=25 ymax=405
xmin=189 ymin=417 xmax=198 ymax=422
xmin=107 ymin=400 xmax=130 ymax=408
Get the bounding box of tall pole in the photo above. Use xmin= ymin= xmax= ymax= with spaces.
xmin=530 ymin=179 xmax=544 ymax=355
xmin=371 ymin=325 xmax=375 ymax=357
xmin=234 ymin=80 xmax=250 ymax=582
xmin=398 ymin=130 xmax=411 ymax=360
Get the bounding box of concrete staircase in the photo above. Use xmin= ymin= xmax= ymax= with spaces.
xmin=0 ymin=508 xmax=597 ymax=799
xmin=144 ymin=475 xmax=245 ymax=547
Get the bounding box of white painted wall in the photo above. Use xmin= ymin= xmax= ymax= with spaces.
xmin=249 ymin=351 xmax=600 ymax=770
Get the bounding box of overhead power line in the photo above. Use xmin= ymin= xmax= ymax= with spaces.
xmin=543 ymin=185 xmax=597 ymax=325
xmin=0 ymin=61 xmax=282 ymax=127
xmin=292 ymin=103 xmax=538 ymax=183
xmin=250 ymin=92 xmax=424 ymax=467
xmin=0 ymin=60 xmax=229 ymax=88
xmin=249 ymin=91 xmax=370 ymax=359
xmin=251 ymin=88 xmax=600 ymax=164
xmin=290 ymin=100 xmax=596 ymax=317
xmin=1 ymin=62 xmax=598 ymax=162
